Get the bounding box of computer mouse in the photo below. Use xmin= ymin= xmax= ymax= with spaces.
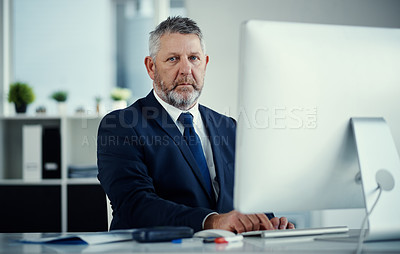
xmin=193 ymin=229 xmax=236 ymax=238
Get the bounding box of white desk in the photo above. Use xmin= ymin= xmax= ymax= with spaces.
xmin=1 ymin=230 xmax=399 ymax=253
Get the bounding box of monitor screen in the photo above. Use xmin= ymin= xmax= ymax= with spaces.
xmin=234 ymin=21 xmax=400 ymax=215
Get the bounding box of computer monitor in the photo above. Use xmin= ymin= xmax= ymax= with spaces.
xmin=234 ymin=20 xmax=400 ymax=241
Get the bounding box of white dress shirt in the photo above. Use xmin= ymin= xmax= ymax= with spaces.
xmin=153 ymin=90 xmax=220 ymax=199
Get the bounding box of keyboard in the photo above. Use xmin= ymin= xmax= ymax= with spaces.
xmin=240 ymin=226 xmax=349 ymax=238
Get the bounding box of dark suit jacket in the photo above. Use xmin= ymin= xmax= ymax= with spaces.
xmin=97 ymin=91 xmax=237 ymax=232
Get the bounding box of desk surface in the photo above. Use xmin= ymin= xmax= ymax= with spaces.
xmin=1 ymin=230 xmax=399 ymax=253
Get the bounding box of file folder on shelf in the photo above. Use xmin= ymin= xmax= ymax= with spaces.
xmin=23 ymin=125 xmax=42 ymax=181
xmin=42 ymin=127 xmax=61 ymax=179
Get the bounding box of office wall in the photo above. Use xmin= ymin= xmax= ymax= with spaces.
xmin=0 ymin=0 xmax=3 ymax=97
xmin=0 ymin=0 xmax=5 ymax=116
xmin=185 ymin=0 xmax=400 ymax=118
xmin=0 ymin=0 xmax=5 ymax=178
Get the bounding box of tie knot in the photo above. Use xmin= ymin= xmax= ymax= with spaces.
xmin=178 ymin=112 xmax=194 ymax=127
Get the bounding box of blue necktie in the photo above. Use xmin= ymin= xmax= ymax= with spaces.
xmin=178 ymin=113 xmax=213 ymax=197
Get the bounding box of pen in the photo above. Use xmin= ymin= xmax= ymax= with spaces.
xmin=171 ymin=238 xmax=203 ymax=244
xmin=214 ymin=235 xmax=244 ymax=244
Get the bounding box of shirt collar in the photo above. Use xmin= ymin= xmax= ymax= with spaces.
xmin=153 ymin=90 xmax=201 ymax=127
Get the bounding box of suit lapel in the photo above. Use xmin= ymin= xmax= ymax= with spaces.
xmin=142 ymin=92 xmax=216 ymax=203
xmin=142 ymin=91 xmax=181 ymax=141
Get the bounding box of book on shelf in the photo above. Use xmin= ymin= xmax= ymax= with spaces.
xmin=23 ymin=125 xmax=42 ymax=181
xmin=68 ymin=164 xmax=98 ymax=178
xmin=22 ymin=125 xmax=62 ymax=180
xmin=42 ymin=127 xmax=61 ymax=179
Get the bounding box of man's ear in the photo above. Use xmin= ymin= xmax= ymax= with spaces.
xmin=144 ymin=56 xmax=155 ymax=80
xmin=205 ymin=55 xmax=209 ymax=70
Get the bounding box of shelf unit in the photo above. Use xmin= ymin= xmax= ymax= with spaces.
xmin=0 ymin=114 xmax=108 ymax=232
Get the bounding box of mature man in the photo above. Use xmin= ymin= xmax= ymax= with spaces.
xmin=97 ymin=16 xmax=294 ymax=233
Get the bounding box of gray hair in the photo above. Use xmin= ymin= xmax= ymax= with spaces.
xmin=149 ymin=16 xmax=205 ymax=60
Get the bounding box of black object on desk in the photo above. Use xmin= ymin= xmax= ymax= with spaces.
xmin=132 ymin=227 xmax=194 ymax=242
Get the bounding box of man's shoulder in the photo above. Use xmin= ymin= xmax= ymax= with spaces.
xmin=199 ymin=104 xmax=235 ymax=120
xmin=199 ymin=104 xmax=236 ymax=128
xmin=102 ymin=92 xmax=158 ymax=118
xmin=99 ymin=96 xmax=151 ymax=127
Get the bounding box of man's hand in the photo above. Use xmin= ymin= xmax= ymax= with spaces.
xmin=204 ymin=210 xmax=295 ymax=233
xmin=270 ymin=216 xmax=295 ymax=230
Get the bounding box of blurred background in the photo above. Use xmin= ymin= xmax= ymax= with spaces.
xmin=1 ymin=0 xmax=400 ymax=116
xmin=2 ymin=0 xmax=186 ymax=115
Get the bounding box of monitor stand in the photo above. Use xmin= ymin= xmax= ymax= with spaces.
xmin=351 ymin=117 xmax=400 ymax=241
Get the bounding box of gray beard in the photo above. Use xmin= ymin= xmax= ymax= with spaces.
xmin=154 ymin=81 xmax=201 ymax=111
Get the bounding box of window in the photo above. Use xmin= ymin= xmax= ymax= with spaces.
xmin=8 ymin=0 xmax=185 ymax=115
xmin=12 ymin=0 xmax=114 ymax=115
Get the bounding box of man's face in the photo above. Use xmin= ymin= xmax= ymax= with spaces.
xmin=145 ymin=33 xmax=209 ymax=110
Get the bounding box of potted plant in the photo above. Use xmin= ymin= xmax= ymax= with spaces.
xmin=50 ymin=90 xmax=68 ymax=115
xmin=110 ymin=88 xmax=131 ymax=110
xmin=8 ymin=82 xmax=35 ymax=113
